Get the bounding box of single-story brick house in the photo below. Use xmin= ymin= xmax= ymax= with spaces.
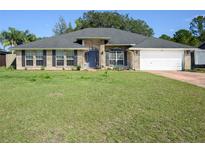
xmin=12 ymin=28 xmax=197 ymax=70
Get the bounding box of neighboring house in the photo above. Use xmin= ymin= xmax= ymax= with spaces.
xmin=194 ymin=42 xmax=205 ymax=66
xmin=12 ymin=28 xmax=197 ymax=71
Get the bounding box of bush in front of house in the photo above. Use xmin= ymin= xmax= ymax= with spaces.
xmin=77 ymin=65 xmax=81 ymax=71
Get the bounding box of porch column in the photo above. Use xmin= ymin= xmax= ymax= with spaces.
xmin=184 ymin=50 xmax=191 ymax=70
xmin=129 ymin=50 xmax=140 ymax=70
xmin=64 ymin=51 xmax=67 ymax=68
xmin=99 ymin=44 xmax=105 ymax=68
xmin=33 ymin=51 xmax=36 ymax=67
xmin=46 ymin=50 xmax=53 ymax=69
xmin=77 ymin=50 xmax=85 ymax=69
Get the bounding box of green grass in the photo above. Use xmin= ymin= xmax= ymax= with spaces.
xmin=0 ymin=69 xmax=205 ymax=142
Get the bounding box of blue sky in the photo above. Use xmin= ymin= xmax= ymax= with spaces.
xmin=0 ymin=10 xmax=205 ymax=39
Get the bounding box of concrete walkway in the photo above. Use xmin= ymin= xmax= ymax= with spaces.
xmin=147 ymin=71 xmax=205 ymax=88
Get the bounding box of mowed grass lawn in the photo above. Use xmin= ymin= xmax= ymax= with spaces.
xmin=0 ymin=69 xmax=205 ymax=143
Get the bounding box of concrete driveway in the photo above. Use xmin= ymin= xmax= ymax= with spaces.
xmin=148 ymin=71 xmax=205 ymax=88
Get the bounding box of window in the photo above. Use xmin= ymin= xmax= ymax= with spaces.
xmin=106 ymin=48 xmax=124 ymax=66
xmin=25 ymin=51 xmax=33 ymax=66
xmin=36 ymin=51 xmax=44 ymax=66
xmin=116 ymin=51 xmax=124 ymax=65
xmin=56 ymin=51 xmax=64 ymax=66
xmin=66 ymin=51 xmax=75 ymax=66
xmin=109 ymin=51 xmax=116 ymax=65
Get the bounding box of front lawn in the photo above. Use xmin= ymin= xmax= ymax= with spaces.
xmin=0 ymin=69 xmax=205 ymax=142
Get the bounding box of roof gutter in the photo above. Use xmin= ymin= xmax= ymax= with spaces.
xmin=105 ymin=44 xmax=135 ymax=46
xmin=10 ymin=47 xmax=89 ymax=51
xmin=128 ymin=47 xmax=198 ymax=51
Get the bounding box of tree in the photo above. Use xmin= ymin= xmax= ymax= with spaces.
xmin=0 ymin=27 xmax=38 ymax=48
xmin=190 ymin=16 xmax=205 ymax=37
xmin=0 ymin=27 xmax=23 ymax=47
xmin=173 ymin=29 xmax=199 ymax=46
xmin=65 ymin=22 xmax=74 ymax=33
xmin=23 ymin=30 xmax=38 ymax=43
xmin=53 ymin=17 xmax=68 ymax=35
xmin=75 ymin=11 xmax=154 ymax=36
xmin=159 ymin=34 xmax=172 ymax=41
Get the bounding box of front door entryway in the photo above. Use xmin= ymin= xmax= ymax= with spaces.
xmin=88 ymin=49 xmax=99 ymax=68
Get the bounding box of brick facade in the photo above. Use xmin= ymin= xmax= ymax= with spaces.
xmin=14 ymin=40 xmax=192 ymax=71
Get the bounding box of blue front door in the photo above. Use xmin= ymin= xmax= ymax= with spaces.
xmin=88 ymin=50 xmax=99 ymax=68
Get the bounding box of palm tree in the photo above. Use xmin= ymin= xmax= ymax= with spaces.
xmin=23 ymin=30 xmax=38 ymax=43
xmin=0 ymin=27 xmax=38 ymax=48
xmin=0 ymin=27 xmax=22 ymax=47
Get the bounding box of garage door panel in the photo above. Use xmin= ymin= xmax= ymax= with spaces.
xmin=140 ymin=50 xmax=183 ymax=70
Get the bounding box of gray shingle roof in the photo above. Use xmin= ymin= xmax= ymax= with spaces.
xmin=12 ymin=28 xmax=192 ymax=49
xmin=132 ymin=37 xmax=192 ymax=48
xmin=13 ymin=35 xmax=85 ymax=49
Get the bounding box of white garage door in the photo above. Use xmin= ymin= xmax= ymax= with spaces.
xmin=140 ymin=50 xmax=184 ymax=70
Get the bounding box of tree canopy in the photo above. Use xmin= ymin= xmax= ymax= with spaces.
xmin=173 ymin=29 xmax=199 ymax=46
xmin=75 ymin=11 xmax=154 ymax=36
xmin=190 ymin=16 xmax=205 ymax=38
xmin=159 ymin=15 xmax=205 ymax=47
xmin=53 ymin=16 xmax=75 ymax=36
xmin=53 ymin=11 xmax=154 ymax=37
xmin=159 ymin=34 xmax=172 ymax=41
xmin=0 ymin=27 xmax=38 ymax=48
xmin=53 ymin=17 xmax=69 ymax=35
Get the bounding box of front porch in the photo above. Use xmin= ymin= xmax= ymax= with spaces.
xmin=81 ymin=44 xmax=140 ymax=70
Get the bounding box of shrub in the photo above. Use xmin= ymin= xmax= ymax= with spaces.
xmin=77 ymin=65 xmax=81 ymax=71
